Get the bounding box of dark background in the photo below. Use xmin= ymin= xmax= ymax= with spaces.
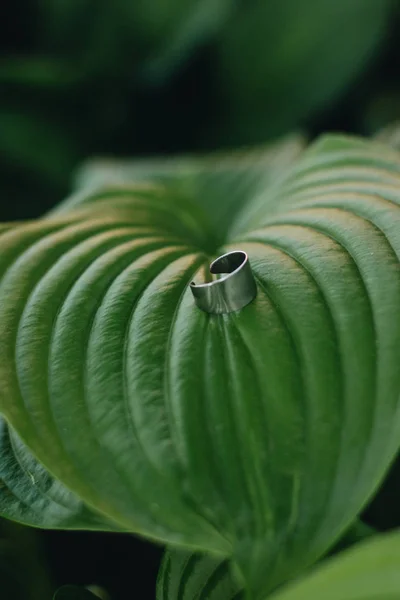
xmin=1 ymin=2 xmax=400 ymax=598
xmin=1 ymin=1 xmax=400 ymax=224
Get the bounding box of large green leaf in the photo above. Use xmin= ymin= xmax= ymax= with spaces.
xmin=270 ymin=529 xmax=400 ymax=600
xmin=158 ymin=530 xmax=400 ymax=600
xmin=70 ymin=133 xmax=306 ymax=244
xmin=0 ymin=134 xmax=400 ymax=597
xmin=214 ymin=0 xmax=392 ymax=143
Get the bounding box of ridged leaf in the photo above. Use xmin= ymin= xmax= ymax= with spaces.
xmin=157 ymin=548 xmax=243 ymax=600
xmin=0 ymin=134 xmax=399 ymax=597
xmin=0 ymin=417 xmax=115 ymax=531
xmin=158 ymin=530 xmax=400 ymax=600
xmin=68 ymin=134 xmax=306 ymax=245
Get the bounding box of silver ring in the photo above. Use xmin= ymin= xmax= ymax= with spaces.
xmin=190 ymin=251 xmax=257 ymax=314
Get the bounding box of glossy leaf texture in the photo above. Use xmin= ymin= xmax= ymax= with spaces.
xmin=0 ymin=417 xmax=116 ymax=531
xmin=0 ymin=134 xmax=400 ymax=597
xmin=158 ymin=530 xmax=400 ymax=600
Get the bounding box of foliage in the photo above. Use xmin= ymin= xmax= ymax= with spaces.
xmin=0 ymin=131 xmax=400 ymax=597
xmin=158 ymin=529 xmax=400 ymax=600
xmin=1 ymin=2 xmax=400 ymax=598
xmin=1 ymin=0 xmax=399 ymax=217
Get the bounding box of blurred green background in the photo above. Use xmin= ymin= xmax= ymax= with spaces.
xmin=1 ymin=0 xmax=400 ymax=222
xmin=1 ymin=1 xmax=400 ymax=598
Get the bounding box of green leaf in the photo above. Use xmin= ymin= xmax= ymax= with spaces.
xmin=0 ymin=58 xmax=78 ymax=88
xmin=0 ymin=134 xmax=400 ymax=597
xmin=157 ymin=548 xmax=243 ymax=600
xmin=214 ymin=0 xmax=393 ymax=143
xmin=39 ymin=0 xmax=233 ymax=80
xmin=54 ymin=586 xmax=98 ymax=600
xmin=70 ymin=133 xmax=306 ymax=246
xmin=327 ymin=519 xmax=377 ymax=558
xmin=374 ymin=120 xmax=400 ymax=151
xmin=0 ymin=417 xmax=118 ymax=531
xmin=0 ymin=110 xmax=78 ymax=184
xmin=270 ymin=529 xmax=400 ymax=600
xmin=136 ymin=0 xmax=236 ymax=83
xmin=159 ymin=530 xmax=400 ymax=600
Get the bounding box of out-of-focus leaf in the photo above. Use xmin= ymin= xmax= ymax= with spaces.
xmin=0 ymin=58 xmax=79 ymax=88
xmin=136 ymin=0 xmax=236 ymax=83
xmin=270 ymin=530 xmax=400 ymax=600
xmin=0 ymin=110 xmax=78 ymax=184
xmin=54 ymin=586 xmax=98 ymax=600
xmin=86 ymin=586 xmax=110 ymax=600
xmin=39 ymin=0 xmax=234 ymax=80
xmin=327 ymin=519 xmax=376 ymax=558
xmin=364 ymin=91 xmax=400 ymax=139
xmin=214 ymin=0 xmax=393 ymax=143
xmin=374 ymin=120 xmax=400 ymax=151
xmin=0 ymin=135 xmax=399 ymax=597
xmin=159 ymin=531 xmax=400 ymax=600
xmin=72 ymin=133 xmax=306 ymax=245
xmin=128 ymin=0 xmax=232 ymax=47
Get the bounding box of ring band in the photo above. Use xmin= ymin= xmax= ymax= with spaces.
xmin=190 ymin=251 xmax=257 ymax=314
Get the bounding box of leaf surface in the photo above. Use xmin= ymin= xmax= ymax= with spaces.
xmin=270 ymin=530 xmax=400 ymax=600
xmin=0 ymin=134 xmax=399 ymax=596
xmin=158 ymin=530 xmax=400 ymax=600
xmin=70 ymin=134 xmax=306 ymax=245
xmin=157 ymin=547 xmax=242 ymax=600
xmin=0 ymin=417 xmax=116 ymax=531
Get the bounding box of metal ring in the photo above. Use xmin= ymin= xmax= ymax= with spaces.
xmin=190 ymin=250 xmax=257 ymax=314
